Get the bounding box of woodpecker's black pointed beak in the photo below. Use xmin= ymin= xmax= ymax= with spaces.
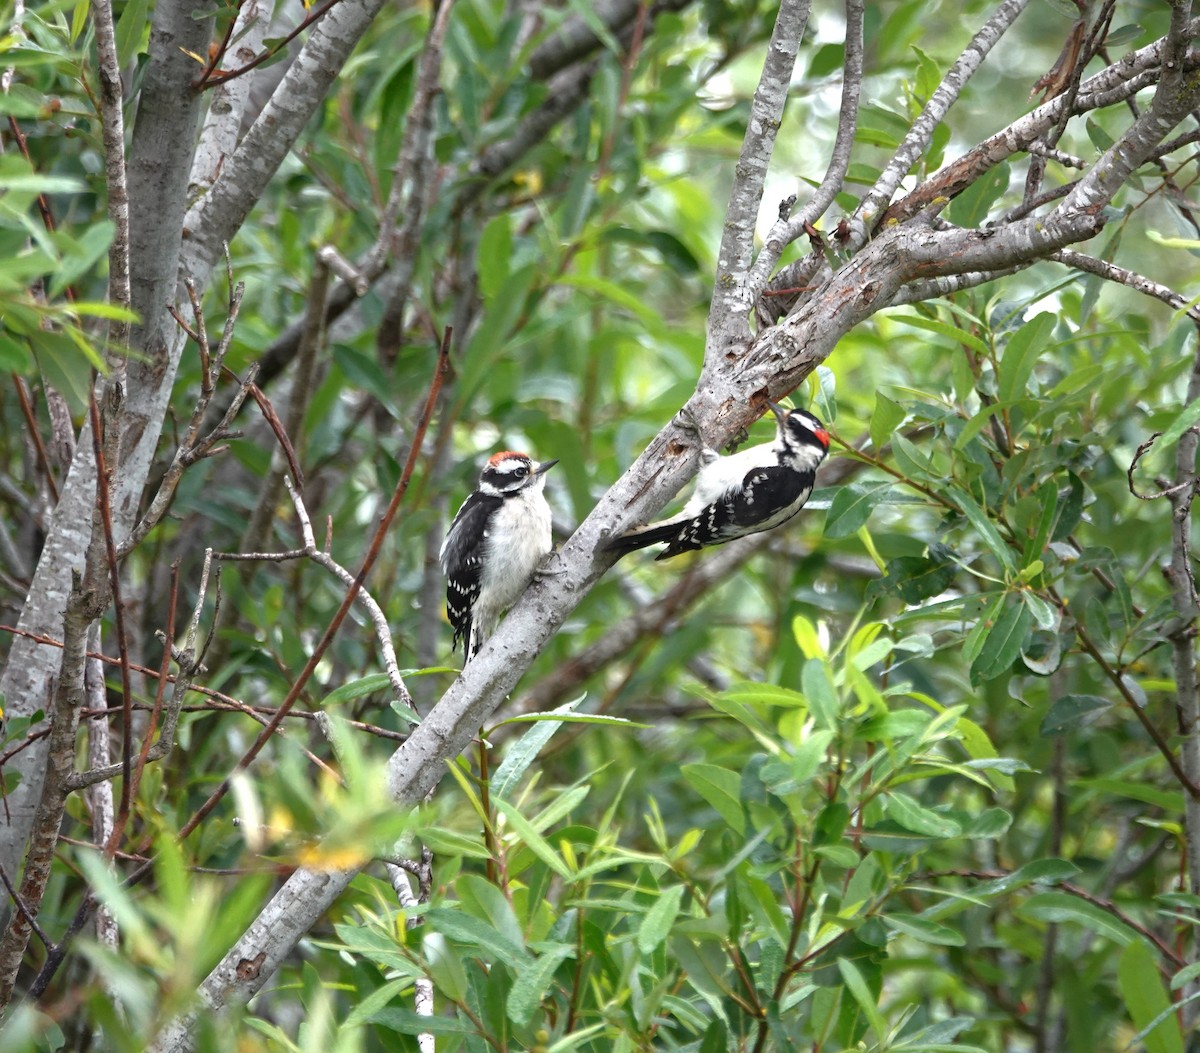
xmin=766 ymin=400 xmax=788 ymax=423
xmin=535 ymin=459 xmax=559 ymax=475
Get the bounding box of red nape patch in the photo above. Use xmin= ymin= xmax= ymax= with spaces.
xmin=488 ymin=450 xmax=528 ymax=465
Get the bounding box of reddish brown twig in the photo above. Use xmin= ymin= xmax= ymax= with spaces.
xmin=10 ymin=375 xmax=58 ymax=503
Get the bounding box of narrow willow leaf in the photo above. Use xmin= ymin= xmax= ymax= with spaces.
xmin=492 ymin=799 xmax=572 ymax=879
xmin=1039 ymin=694 xmax=1111 ymax=736
xmin=882 ymin=912 xmax=965 ymax=947
xmin=1156 ymin=397 xmax=1200 ymax=448
xmin=837 ymin=957 xmax=887 ymax=1046
xmin=1018 ymin=891 xmax=1138 ymax=945
xmin=681 ymin=763 xmax=745 ymax=835
xmin=998 ymin=312 xmax=1055 ymax=403
xmin=972 ymin=858 xmax=1080 ymax=896
xmin=824 ymin=482 xmax=892 ymax=539
xmin=1118 ymin=939 xmax=1185 ymax=1053
xmin=491 ymin=696 xmax=585 ymax=799
xmin=637 ymin=885 xmax=685 ymax=954
xmin=801 ymin=659 xmax=838 ymax=729
xmin=870 ymin=393 xmax=906 ymax=451
xmin=886 ymin=791 xmax=962 ymax=838
xmin=948 ymin=487 xmax=1016 ymax=573
xmin=971 ymin=597 xmax=1032 ymax=682
xmin=506 ymin=944 xmax=574 ymax=1027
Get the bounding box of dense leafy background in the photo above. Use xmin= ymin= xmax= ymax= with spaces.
xmin=2 ymin=0 xmax=1199 ymax=1050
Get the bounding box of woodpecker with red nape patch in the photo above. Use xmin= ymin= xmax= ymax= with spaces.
xmin=440 ymin=451 xmax=558 ymax=661
xmin=607 ymin=402 xmax=829 ymax=560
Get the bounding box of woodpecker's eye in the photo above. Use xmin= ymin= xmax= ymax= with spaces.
xmin=514 ymin=466 xmax=528 ymax=477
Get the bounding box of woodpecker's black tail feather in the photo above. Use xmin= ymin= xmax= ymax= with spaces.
xmin=605 ymin=520 xmax=694 ymax=559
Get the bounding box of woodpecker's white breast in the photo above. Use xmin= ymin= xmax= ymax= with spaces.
xmin=476 ymin=480 xmax=552 ymax=623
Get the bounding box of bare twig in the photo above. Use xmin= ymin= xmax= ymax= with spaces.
xmin=121 ymin=274 xmax=251 ymax=557
xmin=704 ymin=0 xmax=811 ymax=361
xmin=65 ymin=554 xmax=208 ymax=794
xmin=748 ymin=0 xmax=864 ymax=304
xmin=1053 ymin=249 xmax=1200 ymax=324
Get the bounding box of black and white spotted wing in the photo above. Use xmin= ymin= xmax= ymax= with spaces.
xmin=652 ymin=464 xmax=816 ymax=560
xmin=439 ymin=491 xmax=501 ymax=652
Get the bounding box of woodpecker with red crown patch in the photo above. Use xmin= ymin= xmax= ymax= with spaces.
xmin=440 ymin=450 xmax=558 ymax=661
xmin=607 ymin=402 xmax=829 ymax=560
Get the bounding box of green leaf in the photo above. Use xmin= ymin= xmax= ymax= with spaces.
xmin=890 ymin=313 xmax=990 ymax=355
xmin=1040 ymin=694 xmax=1111 ymax=736
xmin=424 ymin=908 xmax=529 ymax=968
xmin=1119 ymin=939 xmax=1185 ymax=1053
xmin=1080 ymin=779 xmax=1182 ymax=811
xmin=970 ymin=596 xmax=1032 ymax=682
xmin=998 ymin=312 xmax=1055 ymax=403
xmin=801 ymin=659 xmax=838 ymax=730
xmin=1022 ymin=483 xmax=1060 ymax=567
xmin=371 ymin=1008 xmax=476 ymax=1035
xmin=637 ymin=885 xmax=684 ymax=954
xmin=506 ymin=944 xmax=574 ymax=1027
xmin=320 ymin=673 xmax=393 ymax=706
xmin=882 ymin=912 xmax=965 ymax=947
xmin=1051 ymin=473 xmax=1085 ymax=541
xmin=492 ymin=799 xmax=572 ymax=879
xmin=31 ymin=329 xmax=95 ymax=417
xmin=870 ymin=392 xmax=906 ymax=451
xmin=558 ymin=274 xmax=662 ymax=328
xmin=824 ymin=481 xmax=891 ymax=539
xmin=948 ymin=486 xmax=1016 ymax=573
xmin=0 ymin=335 xmax=32 ymax=372
xmin=946 ymin=160 xmax=1010 ymax=227
xmin=891 ymin=433 xmax=932 ymax=479
xmin=1156 ymin=397 xmax=1200 ymax=449
xmin=477 ymin=213 xmax=512 ymax=301
xmin=491 ymin=695 xmax=584 ymax=799
xmin=414 ymin=827 xmax=493 ymax=860
xmin=972 ymin=858 xmax=1080 ymax=896
xmin=871 ymin=555 xmax=956 ymax=603
xmin=716 ymin=682 xmax=809 ymax=708
xmin=886 ymin=791 xmax=962 ymax=838
xmin=344 ymin=977 xmax=416 ymax=1027
xmin=422 ymin=931 xmax=469 ymax=1002
xmin=967 ymin=807 xmax=1013 ymax=839
xmin=114 ymin=0 xmax=150 ymax=69
xmin=333 ymin=344 xmax=395 ymax=410
xmin=1018 ymin=892 xmax=1139 ymax=945
xmin=837 ymin=957 xmax=887 ymax=1046
xmin=681 ymin=763 xmax=745 ymax=835
xmin=811 ymin=364 xmax=837 ymax=424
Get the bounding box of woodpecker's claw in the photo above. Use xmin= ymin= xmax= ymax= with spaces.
xmin=673 ymin=405 xmax=703 ymax=438
xmin=536 ymin=556 xmax=565 ymax=579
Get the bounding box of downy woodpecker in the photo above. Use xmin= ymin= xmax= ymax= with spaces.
xmin=440 ymin=451 xmax=558 ymax=660
xmin=607 ymin=402 xmax=829 ymax=560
